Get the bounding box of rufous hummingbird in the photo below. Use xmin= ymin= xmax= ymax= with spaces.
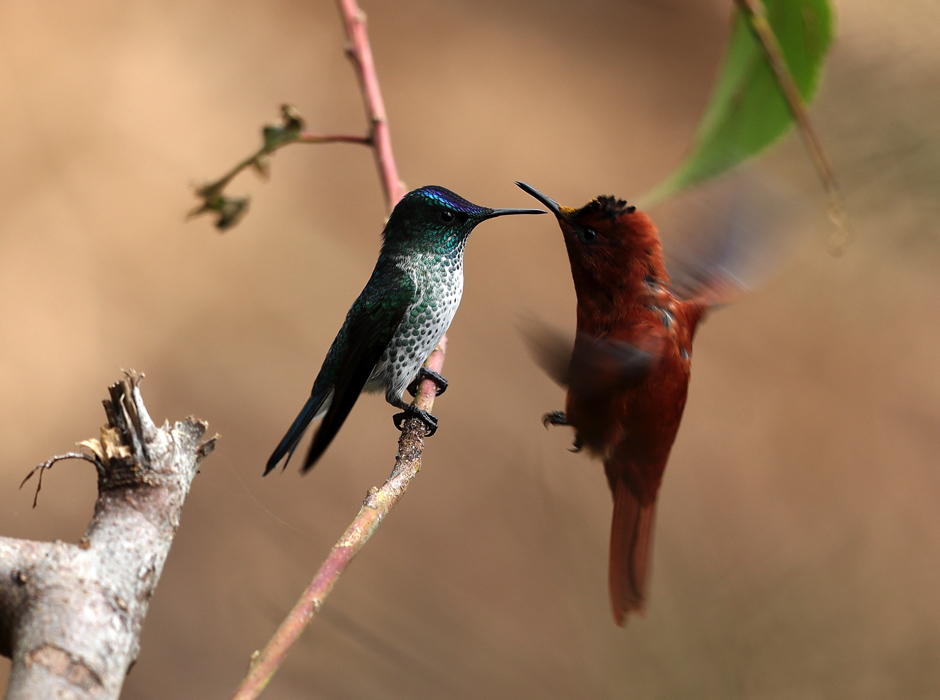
xmin=517 ymin=181 xmax=739 ymax=626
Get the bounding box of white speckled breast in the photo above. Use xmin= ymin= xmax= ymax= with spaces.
xmin=365 ymin=247 xmax=465 ymax=401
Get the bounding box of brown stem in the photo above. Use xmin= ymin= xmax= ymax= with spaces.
xmin=189 ymin=102 xmax=374 ymax=231
xmin=203 ymin=132 xmax=372 ymax=194
xmin=733 ymin=0 xmax=851 ymax=253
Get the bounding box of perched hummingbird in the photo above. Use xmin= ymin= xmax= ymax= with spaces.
xmin=517 ymin=181 xmax=738 ymax=626
xmin=265 ymin=186 xmax=544 ymax=475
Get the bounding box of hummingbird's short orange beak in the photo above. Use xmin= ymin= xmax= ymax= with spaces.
xmin=515 ymin=181 xmax=574 ymax=222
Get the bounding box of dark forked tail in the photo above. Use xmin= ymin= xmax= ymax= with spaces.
xmin=264 ymin=390 xmax=329 ymax=475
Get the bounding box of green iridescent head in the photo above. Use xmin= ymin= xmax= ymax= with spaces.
xmin=381 ymin=186 xmax=544 ymax=255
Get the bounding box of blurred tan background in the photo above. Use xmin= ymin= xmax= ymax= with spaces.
xmin=1 ymin=0 xmax=938 ymax=697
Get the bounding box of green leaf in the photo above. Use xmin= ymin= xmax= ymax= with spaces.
xmin=644 ymin=0 xmax=833 ymax=205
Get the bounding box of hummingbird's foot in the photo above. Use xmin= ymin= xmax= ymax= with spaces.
xmin=542 ymin=410 xmax=569 ymax=428
xmin=543 ymin=411 xmax=580 ymax=451
xmin=393 ymin=405 xmax=439 ymax=437
xmin=407 ymin=368 xmax=448 ymax=397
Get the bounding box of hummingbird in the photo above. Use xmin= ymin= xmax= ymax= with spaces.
xmin=517 ymin=181 xmax=739 ymax=626
xmin=265 ymin=186 xmax=544 ymax=475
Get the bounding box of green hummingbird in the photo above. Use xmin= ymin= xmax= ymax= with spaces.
xmin=265 ymin=185 xmax=544 ymax=474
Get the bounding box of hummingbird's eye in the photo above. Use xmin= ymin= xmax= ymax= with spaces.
xmin=438 ymin=211 xmax=456 ymax=224
xmin=581 ymin=227 xmax=598 ymax=242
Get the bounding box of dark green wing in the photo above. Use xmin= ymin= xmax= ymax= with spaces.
xmin=301 ymin=265 xmax=413 ymax=471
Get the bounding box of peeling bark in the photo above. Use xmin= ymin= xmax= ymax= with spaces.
xmin=0 ymin=372 xmax=216 ymax=700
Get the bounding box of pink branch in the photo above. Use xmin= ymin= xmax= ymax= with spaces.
xmin=232 ymin=341 xmax=447 ymax=700
xmin=339 ymin=0 xmax=405 ymax=208
xmin=231 ymin=2 xmax=448 ymax=697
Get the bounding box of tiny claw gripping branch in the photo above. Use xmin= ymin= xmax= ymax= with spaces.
xmin=407 ymin=367 xmax=448 ymax=397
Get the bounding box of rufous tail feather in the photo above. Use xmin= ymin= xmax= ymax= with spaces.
xmin=608 ymin=477 xmax=656 ymax=626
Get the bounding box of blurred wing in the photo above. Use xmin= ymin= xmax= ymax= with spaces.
xmin=520 ymin=319 xmax=662 ymax=396
xmin=568 ymin=332 xmax=662 ymax=397
xmin=654 ymin=168 xmax=793 ymax=304
xmin=518 ymin=319 xmax=572 ymax=387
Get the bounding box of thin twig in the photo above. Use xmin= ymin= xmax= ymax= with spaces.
xmin=190 ymin=104 xmax=373 ymax=230
xmin=191 ymin=0 xmax=407 ymax=230
xmin=230 ymin=1 xmax=447 ymax=697
xmin=733 ymin=0 xmax=851 ymax=253
xmin=199 ymin=131 xmax=371 ymax=200
xmin=19 ymin=452 xmax=104 ymax=509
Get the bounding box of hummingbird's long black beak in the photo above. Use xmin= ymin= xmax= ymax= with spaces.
xmin=485 ymin=206 xmax=546 ymax=219
xmin=515 ymin=182 xmax=563 ymax=217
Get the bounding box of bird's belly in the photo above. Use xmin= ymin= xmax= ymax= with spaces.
xmin=567 ymin=348 xmax=691 ymax=461
xmin=369 ymin=272 xmax=463 ymax=399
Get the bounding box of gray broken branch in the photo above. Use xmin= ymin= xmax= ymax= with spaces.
xmin=0 ymin=372 xmax=216 ymax=700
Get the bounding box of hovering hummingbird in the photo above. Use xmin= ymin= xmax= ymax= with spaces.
xmin=517 ymin=181 xmax=741 ymax=626
xmin=265 ymin=186 xmax=544 ymax=475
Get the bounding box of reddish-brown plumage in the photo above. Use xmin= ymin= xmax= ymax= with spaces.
xmin=518 ymin=183 xmax=718 ymax=626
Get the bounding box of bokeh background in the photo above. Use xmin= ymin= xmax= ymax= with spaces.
xmin=1 ymin=0 xmax=938 ymax=697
